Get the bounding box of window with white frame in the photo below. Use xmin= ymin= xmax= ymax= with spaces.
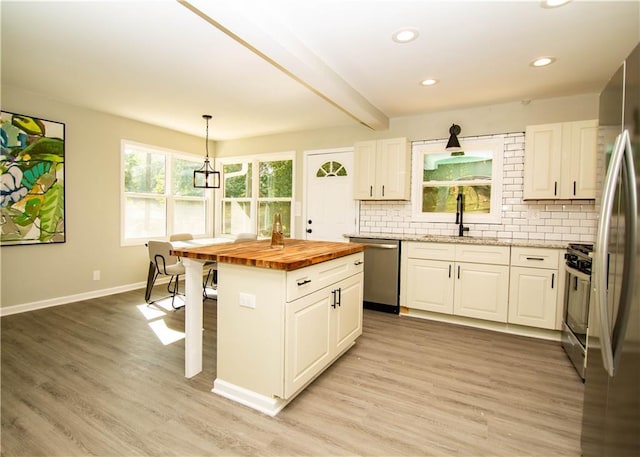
xmin=219 ymin=152 xmax=294 ymax=238
xmin=121 ymin=140 xmax=212 ymax=245
xmin=412 ymin=136 xmax=504 ymax=223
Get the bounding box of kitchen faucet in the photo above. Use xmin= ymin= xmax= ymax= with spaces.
xmin=455 ymin=191 xmax=469 ymax=237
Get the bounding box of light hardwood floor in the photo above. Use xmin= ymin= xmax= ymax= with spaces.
xmin=1 ymin=285 xmax=584 ymax=456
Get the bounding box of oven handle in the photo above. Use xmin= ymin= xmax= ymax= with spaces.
xmin=564 ymin=264 xmax=591 ymax=282
xmin=594 ymin=129 xmax=638 ymax=377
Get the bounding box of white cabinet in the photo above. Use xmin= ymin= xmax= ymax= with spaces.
xmin=285 ymin=272 xmax=362 ymax=398
xmin=524 ymin=119 xmax=598 ymax=200
xmin=508 ymin=247 xmax=561 ymax=330
xmin=453 ymin=261 xmax=510 ymax=323
xmin=214 ymin=252 xmax=363 ymax=415
xmin=354 ymin=137 xmax=410 ymax=200
xmin=402 ymin=242 xmax=510 ymax=323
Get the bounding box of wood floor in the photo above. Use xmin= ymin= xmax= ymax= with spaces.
xmin=1 ymin=285 xmax=584 ymax=456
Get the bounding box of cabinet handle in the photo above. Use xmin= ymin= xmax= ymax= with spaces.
xmin=526 ymin=257 xmax=545 ymax=261
xmin=382 ymin=185 xmax=385 ymax=197
xmin=297 ymin=279 xmax=311 ymax=286
xmin=551 ymin=273 xmax=555 ymax=289
xmin=369 ymin=185 xmax=373 ymax=197
xmin=573 ymin=181 xmax=577 ymax=196
xmin=457 ymin=265 xmax=460 ymax=279
xmin=337 ymin=287 xmax=342 ymax=307
xmin=331 ymin=289 xmax=337 ymax=308
xmin=448 ymin=264 xmax=451 ymax=278
xmin=554 ymin=181 xmax=558 ymax=196
xmin=354 ymin=260 xmax=364 ymax=266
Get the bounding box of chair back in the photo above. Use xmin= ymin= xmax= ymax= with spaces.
xmin=148 ymin=240 xmax=181 ymax=275
xmin=234 ymin=233 xmax=257 ymax=242
xmin=169 ymin=233 xmax=193 ymax=241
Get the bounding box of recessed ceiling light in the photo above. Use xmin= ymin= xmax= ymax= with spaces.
xmin=531 ymin=56 xmax=556 ymax=67
xmin=541 ymin=0 xmax=572 ymax=8
xmin=420 ymin=78 xmax=439 ymax=86
xmin=392 ymin=28 xmax=419 ymax=43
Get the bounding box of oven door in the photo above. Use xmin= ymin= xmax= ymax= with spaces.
xmin=564 ymin=264 xmax=591 ymax=347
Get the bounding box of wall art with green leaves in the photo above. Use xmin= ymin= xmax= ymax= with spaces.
xmin=0 ymin=111 xmax=65 ymax=245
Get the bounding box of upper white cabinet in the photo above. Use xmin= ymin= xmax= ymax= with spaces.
xmin=523 ymin=119 xmax=598 ymax=200
xmin=354 ymin=137 xmax=410 ymax=200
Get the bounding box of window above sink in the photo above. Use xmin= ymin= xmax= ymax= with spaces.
xmin=411 ymin=136 xmax=505 ymax=224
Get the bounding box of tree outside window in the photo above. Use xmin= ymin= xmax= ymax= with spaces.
xmin=121 ymin=141 xmax=211 ymax=245
xmin=220 ymin=154 xmax=294 ymax=237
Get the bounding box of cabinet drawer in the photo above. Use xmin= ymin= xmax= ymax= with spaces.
xmin=455 ymin=244 xmax=510 ymax=265
xmin=510 ymin=247 xmax=560 ymax=269
xmin=286 ymin=252 xmax=364 ymax=302
xmin=405 ymin=241 xmax=455 ymax=261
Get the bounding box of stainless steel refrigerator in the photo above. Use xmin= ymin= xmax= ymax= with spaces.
xmin=581 ymin=42 xmax=639 ymax=457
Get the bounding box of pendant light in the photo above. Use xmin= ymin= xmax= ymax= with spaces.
xmin=446 ymin=124 xmax=464 ymax=156
xmin=193 ymin=114 xmax=220 ymax=189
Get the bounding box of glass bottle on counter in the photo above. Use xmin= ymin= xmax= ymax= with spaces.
xmin=270 ymin=213 xmax=285 ymax=249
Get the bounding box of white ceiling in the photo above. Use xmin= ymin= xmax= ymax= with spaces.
xmin=2 ymin=0 xmax=639 ymax=141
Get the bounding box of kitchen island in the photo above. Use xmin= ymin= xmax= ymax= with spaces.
xmin=171 ymin=239 xmax=365 ymax=415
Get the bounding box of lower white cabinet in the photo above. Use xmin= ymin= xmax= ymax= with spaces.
xmin=402 ymin=242 xmax=563 ymax=330
xmin=454 ymin=262 xmax=509 ymax=323
xmin=405 ymin=258 xmax=454 ymax=314
xmin=215 ymin=252 xmax=363 ymax=415
xmin=284 ymin=272 xmax=363 ymax=398
xmin=508 ymin=247 xmax=561 ymax=330
xmin=402 ymin=242 xmax=510 ymax=323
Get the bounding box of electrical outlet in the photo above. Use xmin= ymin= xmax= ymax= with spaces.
xmin=239 ymin=292 xmax=256 ymax=309
xmin=93 ymin=270 xmax=101 ymax=281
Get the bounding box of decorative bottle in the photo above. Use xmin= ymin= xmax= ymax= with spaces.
xmin=270 ymin=213 xmax=285 ymax=249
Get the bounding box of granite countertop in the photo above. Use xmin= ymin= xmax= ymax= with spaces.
xmin=171 ymin=239 xmax=365 ymax=271
xmin=346 ymin=232 xmax=569 ymax=249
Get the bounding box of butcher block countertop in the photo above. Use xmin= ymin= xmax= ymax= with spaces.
xmin=171 ymin=239 xmax=365 ymax=271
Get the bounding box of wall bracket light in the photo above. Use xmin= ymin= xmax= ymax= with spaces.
xmin=193 ymin=114 xmax=220 ymax=189
xmin=446 ymin=124 xmax=464 ymax=156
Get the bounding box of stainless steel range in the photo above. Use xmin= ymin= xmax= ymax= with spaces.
xmin=561 ymin=243 xmax=593 ymax=380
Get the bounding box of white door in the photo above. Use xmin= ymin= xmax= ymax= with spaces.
xmin=304 ymin=148 xmax=357 ymax=242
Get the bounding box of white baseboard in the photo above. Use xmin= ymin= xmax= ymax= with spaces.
xmin=0 ymin=281 xmax=151 ymax=317
xmin=0 ymin=272 xmax=211 ymax=317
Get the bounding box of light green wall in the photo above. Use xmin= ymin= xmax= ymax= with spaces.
xmin=1 ymin=87 xmax=599 ymax=311
xmin=1 ymin=86 xmax=205 ymax=309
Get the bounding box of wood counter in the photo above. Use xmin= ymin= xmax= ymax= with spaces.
xmin=171 ymin=239 xmax=364 ymax=271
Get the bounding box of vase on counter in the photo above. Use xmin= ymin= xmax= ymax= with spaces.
xmin=270 ymin=213 xmax=285 ymax=249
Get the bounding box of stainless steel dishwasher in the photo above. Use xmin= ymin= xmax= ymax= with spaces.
xmin=349 ymin=237 xmax=400 ymax=314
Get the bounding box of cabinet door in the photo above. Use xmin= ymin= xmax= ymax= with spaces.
xmin=333 ymin=272 xmax=364 ymax=355
xmin=524 ymin=123 xmax=562 ymax=199
xmin=564 ymin=119 xmax=598 ymax=199
xmin=405 ymin=258 xmax=454 ymax=314
xmin=376 ymin=138 xmax=410 ymax=200
xmin=284 ymin=287 xmax=332 ymax=399
xmin=353 ymin=140 xmax=377 ymax=199
xmin=454 ymin=262 xmax=509 ymax=322
xmin=508 ymin=266 xmax=558 ymax=329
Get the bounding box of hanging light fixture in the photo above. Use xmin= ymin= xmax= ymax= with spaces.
xmin=193 ymin=114 xmax=220 ymax=189
xmin=446 ymin=124 xmax=464 ymax=156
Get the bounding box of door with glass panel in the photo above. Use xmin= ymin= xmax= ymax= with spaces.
xmin=304 ymin=148 xmax=356 ymax=242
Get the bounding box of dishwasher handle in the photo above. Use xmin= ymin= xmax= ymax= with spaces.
xmin=359 ymin=243 xmax=398 ymax=249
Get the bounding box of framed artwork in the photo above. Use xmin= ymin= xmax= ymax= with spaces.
xmin=0 ymin=111 xmax=65 ymax=245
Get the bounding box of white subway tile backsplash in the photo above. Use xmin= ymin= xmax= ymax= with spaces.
xmin=358 ymin=132 xmax=597 ymax=243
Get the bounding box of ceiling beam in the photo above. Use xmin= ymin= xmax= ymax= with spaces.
xmin=179 ymin=0 xmax=389 ymax=131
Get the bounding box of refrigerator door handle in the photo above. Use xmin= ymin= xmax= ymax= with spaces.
xmin=595 ymin=129 xmax=638 ymax=377
xmin=612 ymin=130 xmax=638 ymax=374
xmin=595 ymin=132 xmax=624 ymax=376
